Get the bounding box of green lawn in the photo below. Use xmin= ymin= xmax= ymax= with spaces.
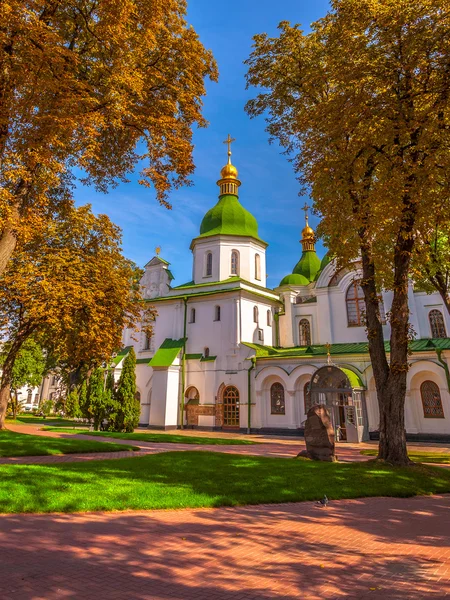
xmin=43 ymin=428 xmax=258 ymax=445
xmin=0 ymin=430 xmax=137 ymax=457
xmin=0 ymin=451 xmax=449 ymax=514
xmin=6 ymin=415 xmax=85 ymax=427
xmin=361 ymin=449 xmax=450 ymax=464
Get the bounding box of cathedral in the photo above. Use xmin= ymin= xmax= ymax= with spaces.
xmin=120 ymin=141 xmax=450 ymax=442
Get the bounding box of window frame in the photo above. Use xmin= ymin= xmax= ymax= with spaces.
xmin=214 ymin=305 xmax=221 ymax=322
xmin=253 ymin=306 xmax=259 ymax=324
xmin=429 ymin=309 xmax=447 ymax=338
xmin=231 ymin=250 xmax=240 ymax=276
xmin=299 ymin=318 xmax=311 ymax=346
xmin=190 ymin=308 xmax=196 ymax=324
xmin=255 ymin=253 xmax=261 ymax=280
xmin=270 ymin=382 xmax=286 ymax=415
xmin=205 ymin=251 xmax=213 ymax=277
xmin=420 ymin=380 xmax=445 ymax=418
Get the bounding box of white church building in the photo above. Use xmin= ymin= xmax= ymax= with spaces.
xmin=119 ymin=143 xmax=450 ymax=442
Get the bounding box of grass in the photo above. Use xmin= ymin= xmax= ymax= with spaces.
xmin=42 ymin=428 xmax=259 ymax=445
xmin=0 ymin=451 xmax=449 ymax=514
xmin=361 ymin=449 xmax=450 ymax=464
xmin=6 ymin=415 xmax=85 ymax=427
xmin=0 ymin=430 xmax=137 ymax=457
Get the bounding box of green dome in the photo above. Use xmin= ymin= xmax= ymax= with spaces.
xmin=320 ymin=252 xmax=332 ymax=270
xmin=293 ymin=250 xmax=321 ymax=282
xmin=279 ymin=273 xmax=310 ymax=287
xmin=199 ymin=194 xmax=261 ymax=240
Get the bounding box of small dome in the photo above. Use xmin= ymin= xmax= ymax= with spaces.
xmin=302 ymin=224 xmax=314 ymax=239
xmin=279 ymin=273 xmax=310 ymax=287
xmin=293 ymin=250 xmax=321 ymax=282
xmin=221 ymin=162 xmax=238 ymax=179
xmin=199 ymin=194 xmax=260 ymax=240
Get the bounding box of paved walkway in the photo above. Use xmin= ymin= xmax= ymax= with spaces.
xmin=0 ymin=495 xmax=449 ymax=600
xmin=3 ymin=424 xmax=449 ymax=466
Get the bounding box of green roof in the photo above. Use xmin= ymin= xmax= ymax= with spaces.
xmin=293 ymin=250 xmax=321 ymax=282
xmin=243 ymin=338 xmax=450 ymax=359
xmin=279 ymin=273 xmax=310 ymax=287
xmin=317 ymin=252 xmax=332 ymax=276
xmin=196 ymin=194 xmax=264 ymax=243
xmin=149 ymin=338 xmax=186 ymax=367
xmin=340 ymin=368 xmax=364 ymax=388
xmin=111 ymin=346 xmax=132 ymax=366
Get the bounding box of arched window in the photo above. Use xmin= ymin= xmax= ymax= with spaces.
xmin=204 ymin=347 xmax=210 ymax=358
xmin=231 ymin=250 xmax=239 ymax=275
xmin=304 ymin=382 xmax=312 ymax=414
xmin=205 ymin=252 xmax=212 ymax=277
xmin=429 ymin=309 xmax=446 ymax=338
xmin=255 ymin=253 xmax=261 ymax=280
xmin=420 ymin=380 xmax=444 ymax=418
xmin=270 ymin=382 xmax=285 ymax=414
xmin=223 ymin=385 xmax=240 ymax=427
xmin=27 ymin=389 xmax=32 ymax=403
xmin=346 ymin=279 xmax=385 ymax=326
xmin=267 ymin=310 xmax=272 ymax=326
xmin=299 ymin=319 xmax=311 ymax=346
xmin=346 ymin=280 xmax=366 ymax=326
xmin=253 ymin=306 xmax=259 ymax=323
xmin=144 ymin=332 xmax=152 ymax=350
xmin=190 ymin=308 xmax=196 ymax=323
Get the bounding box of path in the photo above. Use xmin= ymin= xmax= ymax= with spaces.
xmin=0 ymin=495 xmax=449 ymax=600
xmin=3 ymin=423 xmax=450 ymax=466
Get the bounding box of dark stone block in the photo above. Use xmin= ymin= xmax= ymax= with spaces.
xmin=302 ymin=404 xmax=337 ymax=462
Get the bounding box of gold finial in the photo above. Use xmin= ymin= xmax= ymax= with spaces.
xmin=218 ymin=134 xmax=240 ymax=195
xmin=301 ymin=202 xmax=315 ymax=251
xmin=223 ymin=133 xmax=236 ymax=162
xmin=155 ymin=246 xmax=161 ymax=256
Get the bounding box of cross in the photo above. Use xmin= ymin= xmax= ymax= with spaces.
xmin=155 ymin=246 xmax=161 ymax=256
xmin=302 ymin=202 xmax=310 ymax=223
xmin=223 ymin=134 xmax=236 ymax=157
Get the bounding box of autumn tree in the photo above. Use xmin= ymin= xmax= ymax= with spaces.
xmin=0 ymin=0 xmax=218 ymax=274
xmin=413 ymin=229 xmax=450 ymax=316
xmin=110 ymin=348 xmax=139 ymax=432
xmin=0 ymin=201 xmax=155 ymax=428
xmin=246 ymin=0 xmax=450 ymax=465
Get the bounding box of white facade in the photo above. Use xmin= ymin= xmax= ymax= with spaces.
xmin=119 ymin=160 xmax=450 ymax=441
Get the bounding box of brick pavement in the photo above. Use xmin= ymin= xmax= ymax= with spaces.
xmin=0 ymin=495 xmax=449 ymax=600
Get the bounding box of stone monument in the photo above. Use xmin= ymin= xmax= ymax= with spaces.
xmin=298 ymin=404 xmax=337 ymax=462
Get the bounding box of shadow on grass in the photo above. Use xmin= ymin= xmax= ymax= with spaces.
xmin=0 ymin=451 xmax=449 ymax=514
xmin=0 ymin=430 xmax=135 ymax=457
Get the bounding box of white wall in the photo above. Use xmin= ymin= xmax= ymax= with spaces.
xmin=192 ymin=235 xmax=267 ymax=285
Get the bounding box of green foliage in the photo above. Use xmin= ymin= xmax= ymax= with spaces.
xmin=0 ymin=452 xmax=449 ymax=514
xmin=87 ymin=368 xmax=114 ymax=431
xmin=65 ymin=388 xmax=82 ymax=419
xmin=78 ymin=380 xmax=89 ymax=420
xmin=110 ymin=349 xmax=139 ymax=433
xmin=40 ymin=400 xmax=54 ymax=416
xmin=9 ymin=339 xmax=46 ymax=392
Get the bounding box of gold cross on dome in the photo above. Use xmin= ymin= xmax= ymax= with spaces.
xmin=302 ymin=202 xmax=310 ymax=225
xmin=223 ymin=134 xmax=236 ymax=157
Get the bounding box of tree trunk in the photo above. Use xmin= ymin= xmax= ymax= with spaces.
xmin=0 ymin=227 xmax=17 ymax=277
xmin=431 ymin=270 xmax=450 ymax=317
xmin=359 ymin=230 xmax=411 ymax=466
xmin=12 ymin=390 xmax=19 ymax=420
xmin=0 ymin=382 xmax=11 ymax=429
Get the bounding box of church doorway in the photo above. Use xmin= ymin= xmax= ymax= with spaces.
xmin=223 ymin=386 xmax=240 ymax=429
xmin=185 ymin=386 xmax=200 ymax=427
xmin=308 ymin=366 xmax=368 ymax=442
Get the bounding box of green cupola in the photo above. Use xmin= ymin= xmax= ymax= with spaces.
xmin=279 ymin=205 xmax=321 ymax=286
xmin=196 ymin=135 xmax=263 ymax=243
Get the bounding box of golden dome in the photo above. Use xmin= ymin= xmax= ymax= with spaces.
xmin=302 ymin=224 xmax=314 ymax=239
xmin=221 ymin=160 xmax=238 ymax=179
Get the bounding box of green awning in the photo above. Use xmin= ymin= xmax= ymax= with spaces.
xmin=149 ymin=338 xmax=186 ymax=368
xmin=340 ymin=368 xmax=364 ymax=389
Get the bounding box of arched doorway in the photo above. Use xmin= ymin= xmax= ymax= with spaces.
xmin=223 ymin=386 xmax=240 ymax=429
xmin=185 ymin=386 xmax=200 ymax=427
xmin=309 ymin=366 xmax=367 ymax=442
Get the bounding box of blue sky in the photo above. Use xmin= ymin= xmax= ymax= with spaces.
xmin=74 ymin=0 xmax=331 ymax=288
